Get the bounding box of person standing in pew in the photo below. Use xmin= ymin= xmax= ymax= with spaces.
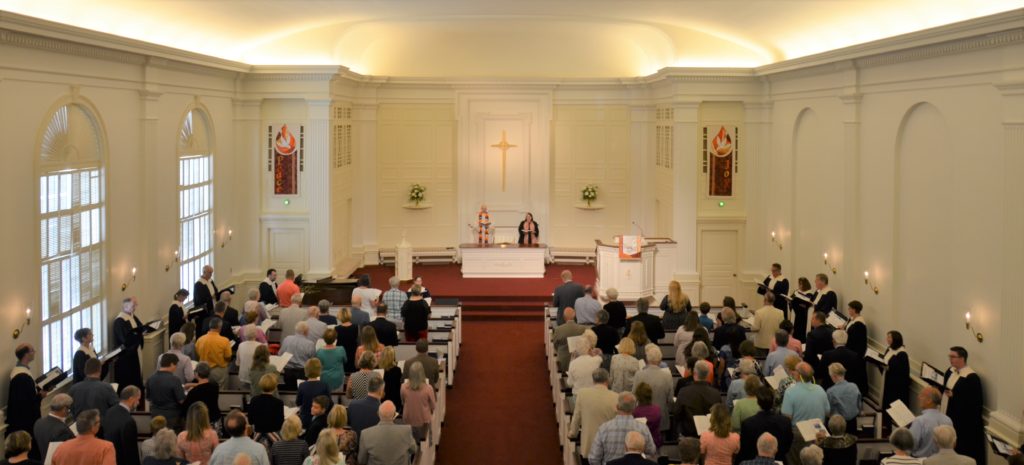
xmin=182 ymin=363 xmax=221 ymax=429
xmin=176 ymin=403 xmax=219 ymax=465
xmin=280 ymin=322 xmax=317 ymax=389
xmin=771 ymin=320 xmax=804 ymax=356
xmin=141 ymin=429 xmax=188 ymax=465
xmin=603 ymin=288 xmax=628 ymax=335
xmin=592 ymin=310 xmax=621 ymax=357
xmin=278 ymin=291 xmax=307 ymax=341
xmin=730 ymin=377 xmax=763 ymax=432
xmin=102 ymin=385 xmax=141 ymax=465
xmin=200 ymin=304 xmax=238 ymax=344
xmin=69 ymin=358 xmax=118 ymax=419
xmin=606 ymin=431 xmax=659 ymax=465
xmin=701 ymin=403 xmax=741 ymax=465
xmin=908 ymin=387 xmax=953 ymax=458
xmin=673 ymin=310 xmax=701 ymax=363
xmin=351 ymin=274 xmax=382 ymax=316
xmin=259 ymin=268 xmax=279 ymax=305
xmin=789 ymin=277 xmax=814 ymax=342
xmin=379 ymin=348 xmax=403 ymax=412
xmin=347 ymin=375 xmax=385 ymax=436
xmin=406 ymin=276 xmax=432 ymax=300
xmin=368 ymin=305 xmax=399 ymax=347
xmin=348 ymin=295 xmax=371 ymax=328
xmin=588 ymin=392 xmax=658 ymax=465
xmin=354 ymin=327 xmax=384 ymax=366
xmin=52 ymin=409 xmax=117 ymax=465
xmin=247 ymin=345 xmax=280 ymax=398
xmin=400 ymin=362 xmax=436 ymax=443
xmin=33 ymin=394 xmax=75 ymax=461
xmin=812 ymin=415 xmax=858 ymax=465
xmin=248 ymin=375 xmax=285 ymax=443
xmin=147 ymin=354 xmax=186 ymax=429
xmin=553 ymin=308 xmax=588 ymax=372
xmin=817 ymin=330 xmax=867 ymax=394
xmin=402 ymin=339 xmax=440 ymax=386
xmin=196 ymin=317 xmax=232 ymax=389
xmin=208 ymin=411 xmax=270 ymax=465
xmin=317 ymin=328 xmax=348 ymax=392
xmin=381 ymin=276 xmax=408 ymax=322
xmin=324 ymin=406 xmax=358 ymax=465
xmin=942 ymin=346 xmax=986 ymax=465
xmin=632 ymin=383 xmax=663 ymax=452
xmin=674 ymin=360 xmax=721 ymax=438
xmin=297 ymin=359 xmax=331 ymax=428
xmin=825 ymin=363 xmax=862 ymax=435
xmin=758 ymin=263 xmax=790 ymax=313
xmin=738 ymin=386 xmax=793 ymax=464
xmin=609 ymin=339 xmax=640 ymax=393
xmin=316 ymin=300 xmax=338 ymax=326
xmin=336 ymin=308 xmax=360 ymax=374
xmin=660 ymin=280 xmax=692 ymax=332
xmin=270 ymin=416 xmax=309 ymax=465
xmin=571 ymin=368 xmax=619 ymax=463
xmin=750 ymin=293 xmax=785 ymax=357
xmin=303 ymin=306 xmax=328 ymax=343
xmin=113 ymin=297 xmax=149 ymax=397
xmin=739 ymin=433 xmax=781 ymax=465
xmin=140 ymin=416 xmax=167 ymax=461
xmin=810 ymin=274 xmax=838 ymax=314
xmin=881 ymin=331 xmax=911 ymax=418
xmin=764 ymin=330 xmax=799 ymax=377
xmin=568 ymin=332 xmax=605 ymax=397
xmin=2 ymin=431 xmax=42 ymax=465
xmin=781 ymin=363 xmax=829 ymax=465
xmin=802 ymin=312 xmax=833 ymax=367
xmin=73 ymin=327 xmax=101 ymax=384
xmin=625 ymin=298 xmax=664 ymax=344
xmin=698 ymin=302 xmax=715 ymax=333
xmin=553 ymin=269 xmax=586 ymax=325
xmin=843 ymin=301 xmax=867 ymax=358
xmin=883 ymin=428 xmax=923 ymax=465
xmin=400 ymin=285 xmax=431 ymax=342
xmin=160 ymin=332 xmax=195 ymax=385
xmin=713 ymin=308 xmax=747 ymax=361
xmin=357 ymin=402 xmax=418 ymax=465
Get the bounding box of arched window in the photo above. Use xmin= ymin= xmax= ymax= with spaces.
xmin=39 ymin=103 xmax=106 ymax=372
xmin=178 ymin=109 xmax=213 ymax=302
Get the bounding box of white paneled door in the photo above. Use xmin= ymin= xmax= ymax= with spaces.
xmin=699 ymin=229 xmax=738 ymax=305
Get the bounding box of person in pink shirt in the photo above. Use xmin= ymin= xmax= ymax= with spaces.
xmin=700 ymin=403 xmax=740 ymax=465
xmin=770 ymin=320 xmax=804 ymax=355
xmin=276 ymin=269 xmax=301 ymax=307
xmin=52 ymin=409 xmax=116 ymax=465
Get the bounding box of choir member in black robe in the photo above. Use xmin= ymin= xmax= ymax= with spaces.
xmin=811 ymin=273 xmax=838 ymax=314
xmin=258 ymin=268 xmax=278 ymax=304
xmin=817 ymin=330 xmax=867 ymax=394
xmin=517 ymin=213 xmax=540 ymax=245
xmin=7 ymin=344 xmax=43 ymax=439
xmin=880 ymin=331 xmax=910 ymax=421
xmin=113 ymin=297 xmax=147 ymax=396
xmin=167 ymin=289 xmax=190 ymax=337
xmin=790 ymin=277 xmax=814 ymax=342
xmin=72 ymin=327 xmax=104 ymax=383
xmin=943 ymin=346 xmax=987 ymax=465
xmin=844 ymin=301 xmax=867 ymax=359
xmin=757 ymin=263 xmax=790 ymax=313
xmin=192 ymin=265 xmax=219 ymax=316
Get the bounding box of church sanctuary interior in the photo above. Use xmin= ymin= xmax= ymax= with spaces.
xmin=2 ymin=1 xmax=1024 ymax=464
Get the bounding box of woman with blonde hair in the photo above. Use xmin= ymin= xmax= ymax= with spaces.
xmin=379 ymin=347 xmax=403 ymax=411
xmin=325 ymin=405 xmax=358 ymax=464
xmin=336 ymin=307 xmax=359 ymax=373
xmin=700 ymin=403 xmax=740 ymax=465
xmin=316 ymin=327 xmax=347 ymax=392
xmin=271 ymin=415 xmax=309 ymax=465
xmin=660 ymin=280 xmax=692 ymax=331
xmin=626 ymin=321 xmax=651 ymax=360
xmin=401 ymin=362 xmax=437 ymax=442
xmin=609 ymin=337 xmax=640 ymax=392
xmin=353 ymin=326 xmax=383 ymax=366
xmin=176 ymin=402 xmax=219 ymax=465
xmin=302 ymin=430 xmax=342 ymax=465
xmin=2 ymin=431 xmax=33 ymax=465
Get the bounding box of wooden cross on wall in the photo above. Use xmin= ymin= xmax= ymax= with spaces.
xmin=490 ymin=130 xmax=517 ymax=191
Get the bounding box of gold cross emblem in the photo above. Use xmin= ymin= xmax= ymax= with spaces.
xmin=490 ymin=130 xmax=517 ymax=191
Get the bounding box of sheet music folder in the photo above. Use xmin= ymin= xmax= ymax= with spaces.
xmin=919 ymin=362 xmax=945 ymax=387
xmin=35 ymin=367 xmax=67 ymax=391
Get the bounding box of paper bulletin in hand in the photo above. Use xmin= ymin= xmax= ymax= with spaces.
xmin=765 ymin=365 xmax=788 ymax=390
xmin=567 ymin=336 xmax=584 ymax=355
xmin=269 ymin=353 xmax=293 ymax=372
xmin=796 ymin=418 xmax=827 ymax=441
xmin=886 ymin=400 xmax=916 ymax=428
xmin=693 ymin=415 xmax=711 ymax=436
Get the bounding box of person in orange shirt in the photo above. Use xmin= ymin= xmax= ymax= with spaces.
xmin=276 ymin=269 xmax=301 ymax=307
xmin=52 ymin=409 xmax=116 ymax=465
xmin=195 ymin=317 xmax=232 ymax=389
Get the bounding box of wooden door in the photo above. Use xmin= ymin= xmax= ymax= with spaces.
xmin=699 ymin=229 xmax=738 ymax=305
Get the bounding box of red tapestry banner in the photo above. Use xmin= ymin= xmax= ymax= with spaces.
xmin=705 ymin=125 xmax=738 ymax=197
xmin=270 ymin=124 xmax=302 ymax=195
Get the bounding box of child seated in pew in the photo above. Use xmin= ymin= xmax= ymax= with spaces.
xmin=303 ymin=396 xmax=333 ymax=447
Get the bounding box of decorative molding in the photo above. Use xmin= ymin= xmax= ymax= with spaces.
xmin=402 ymin=203 xmax=433 ymax=210
xmin=0 ymin=28 xmax=146 ymax=65
xmin=574 ymin=203 xmax=605 ymax=210
xmin=856 ymin=28 xmax=1024 ymax=68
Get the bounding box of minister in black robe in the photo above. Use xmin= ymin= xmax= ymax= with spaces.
xmin=192 ymin=265 xmax=219 ymax=316
xmin=259 ymin=269 xmax=279 ymax=304
xmin=517 ymin=213 xmax=540 ymax=245
xmin=880 ymin=331 xmax=910 ymax=423
xmin=113 ymin=297 xmax=146 ymax=396
xmin=811 ymin=273 xmax=838 ymax=314
xmin=7 ymin=344 xmax=43 ymax=437
xmin=757 ymin=263 xmax=790 ymax=312
xmin=790 ymin=277 xmax=814 ymax=342
xmin=844 ymin=301 xmax=867 ymax=359
xmin=167 ymin=289 xmax=190 ymax=337
xmin=943 ymin=346 xmax=986 ymax=465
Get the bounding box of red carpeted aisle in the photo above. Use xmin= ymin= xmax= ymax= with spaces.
xmin=434 ymin=319 xmax=562 ymax=465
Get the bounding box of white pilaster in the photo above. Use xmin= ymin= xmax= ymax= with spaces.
xmin=307 ymin=99 xmax=332 ymax=276
xmin=672 ymin=101 xmax=700 ymax=282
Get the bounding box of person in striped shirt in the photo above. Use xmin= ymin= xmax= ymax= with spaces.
xmin=380 ymin=276 xmax=408 ymax=321
xmin=883 ymin=428 xmax=923 ymax=465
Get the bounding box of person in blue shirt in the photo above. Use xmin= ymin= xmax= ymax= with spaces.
xmin=825 ymin=363 xmax=862 ymax=434
xmin=698 ymin=302 xmax=715 ymax=332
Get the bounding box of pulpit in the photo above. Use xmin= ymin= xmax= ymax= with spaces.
xmin=395 ymin=236 xmax=413 ymax=281
xmin=595 ymin=237 xmax=677 ymax=301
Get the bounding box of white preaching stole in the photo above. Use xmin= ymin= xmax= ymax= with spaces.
xmin=941 ymin=366 xmax=975 ymax=414
xmin=767 ymin=275 xmax=785 ymax=291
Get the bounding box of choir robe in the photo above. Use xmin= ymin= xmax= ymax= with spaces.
xmin=812 ymin=288 xmax=838 ymax=314
xmin=790 ymin=291 xmax=814 ymax=342
xmin=192 ymin=278 xmax=219 ymax=314
xmin=845 ymin=318 xmax=867 ymax=359
xmin=168 ymin=302 xmax=186 ymax=337
xmin=112 ymin=314 xmax=145 ymax=395
xmin=258 ymin=279 xmax=278 ymax=305
xmin=758 ymin=275 xmax=790 ymax=313
xmin=7 ymin=365 xmax=41 ymax=435
xmin=73 ymin=345 xmax=102 ymax=383
xmin=943 ymin=367 xmax=986 ymax=465
xmin=881 ymin=348 xmax=910 ymax=412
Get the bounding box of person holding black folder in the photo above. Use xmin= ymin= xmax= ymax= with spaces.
xmin=113 ymin=297 xmax=151 ymax=397
xmin=167 ymin=289 xmax=189 ymax=337
xmin=811 ymin=274 xmax=838 ymax=314
xmin=192 ymin=265 xmax=219 ymax=316
xmin=790 ymin=277 xmax=814 ymax=342
xmin=943 ymin=346 xmax=986 ymax=465
xmin=7 ymin=344 xmax=44 ymax=440
xmin=757 ymin=263 xmax=790 ymax=313
xmin=844 ymin=301 xmax=867 ymax=359
xmin=73 ymin=328 xmax=100 ymax=383
xmin=880 ymin=331 xmax=910 ymax=425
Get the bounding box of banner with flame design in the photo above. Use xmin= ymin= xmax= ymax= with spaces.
xmin=704 ymin=125 xmax=737 ymax=197
xmin=268 ymin=124 xmax=303 ymax=195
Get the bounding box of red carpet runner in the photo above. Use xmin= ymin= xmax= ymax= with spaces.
xmin=434 ymin=319 xmax=562 ymax=465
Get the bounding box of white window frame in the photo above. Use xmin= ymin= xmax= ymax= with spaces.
xmin=178 ymin=109 xmax=214 ymax=303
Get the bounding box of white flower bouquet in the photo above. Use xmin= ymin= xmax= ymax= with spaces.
xmin=409 ymin=184 xmax=427 ymax=205
xmin=581 ymin=184 xmax=598 ymax=206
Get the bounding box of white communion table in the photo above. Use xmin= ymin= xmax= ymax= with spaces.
xmin=459 ymin=243 xmax=548 ymax=278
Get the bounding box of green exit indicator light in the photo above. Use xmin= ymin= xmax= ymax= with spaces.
xmin=718 ymin=201 xmax=725 ymax=208
xmin=284 ymin=199 xmax=291 ymax=206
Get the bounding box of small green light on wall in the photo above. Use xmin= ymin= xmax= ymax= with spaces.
xmin=718 ymin=201 xmax=726 ymax=208
xmin=284 ymin=199 xmax=290 ymax=206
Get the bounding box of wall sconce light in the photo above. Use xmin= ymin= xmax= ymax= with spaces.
xmin=121 ymin=267 xmax=137 ymax=292
xmin=863 ymin=271 xmax=879 ymax=294
xmin=823 ymin=252 xmax=837 ymax=274
xmin=165 ymin=250 xmax=179 ymax=272
xmin=12 ymin=307 xmax=31 ymax=339
xmin=770 ymin=231 xmax=783 ymax=250
xmin=965 ymin=311 xmax=984 ymax=343
xmin=221 ymin=229 xmax=233 ymax=248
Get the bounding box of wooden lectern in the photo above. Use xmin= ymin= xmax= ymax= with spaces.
xmin=595 ymin=236 xmax=677 ymax=301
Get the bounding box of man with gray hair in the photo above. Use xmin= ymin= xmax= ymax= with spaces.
xmin=675 ymin=359 xmax=721 ymax=437
xmin=738 ymin=432 xmax=779 ymax=465
xmin=714 ymin=306 xmax=747 ymax=358
xmin=279 ymin=321 xmax=316 ymax=388
xmin=570 ymin=368 xmax=619 ymax=461
xmin=553 ymin=269 xmax=585 ymax=325
xmin=817 ymin=329 xmax=867 ymax=393
xmin=158 ymin=331 xmax=194 ymax=384
xmin=349 ymin=374 xmax=386 ymax=435
xmin=910 ymin=387 xmax=953 ymax=458
xmin=825 ymin=362 xmax=862 ymax=434
xmin=728 ymin=358 xmax=760 ymax=408
xmin=923 ymin=425 xmax=975 ymax=465
xmin=381 ymin=276 xmax=408 ymax=321
xmin=885 ymin=428 xmax=919 ymax=464
xmin=592 ymin=309 xmax=621 ymax=355
xmin=51 ymin=409 xmax=116 ymax=465
xmin=606 ymin=431 xmax=658 ymax=465
xmin=303 ymin=306 xmax=328 ymax=341
xmin=34 ymin=393 xmax=75 ymax=458
xmin=278 ymin=290 xmax=307 ymax=339
xmin=633 ymin=344 xmax=673 ymax=434
xmin=589 ymin=392 xmax=657 ymax=465
xmin=349 ymin=294 xmax=372 ymax=327
xmin=626 ymin=298 xmax=665 ymax=343
xmin=575 ymin=284 xmax=602 ymax=325
xmin=358 ymin=401 xmax=418 ymax=465
xmin=553 ymin=307 xmax=587 ymax=372
xmin=677 ymin=437 xmax=701 ymax=465
xmin=782 ymin=362 xmax=829 ymax=464
xmin=316 ymin=299 xmax=337 ymax=325
xmin=799 ymin=444 xmax=824 ymax=465
xmin=102 ymin=386 xmax=141 ymax=465
xmin=763 ymin=329 xmax=798 ymax=376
